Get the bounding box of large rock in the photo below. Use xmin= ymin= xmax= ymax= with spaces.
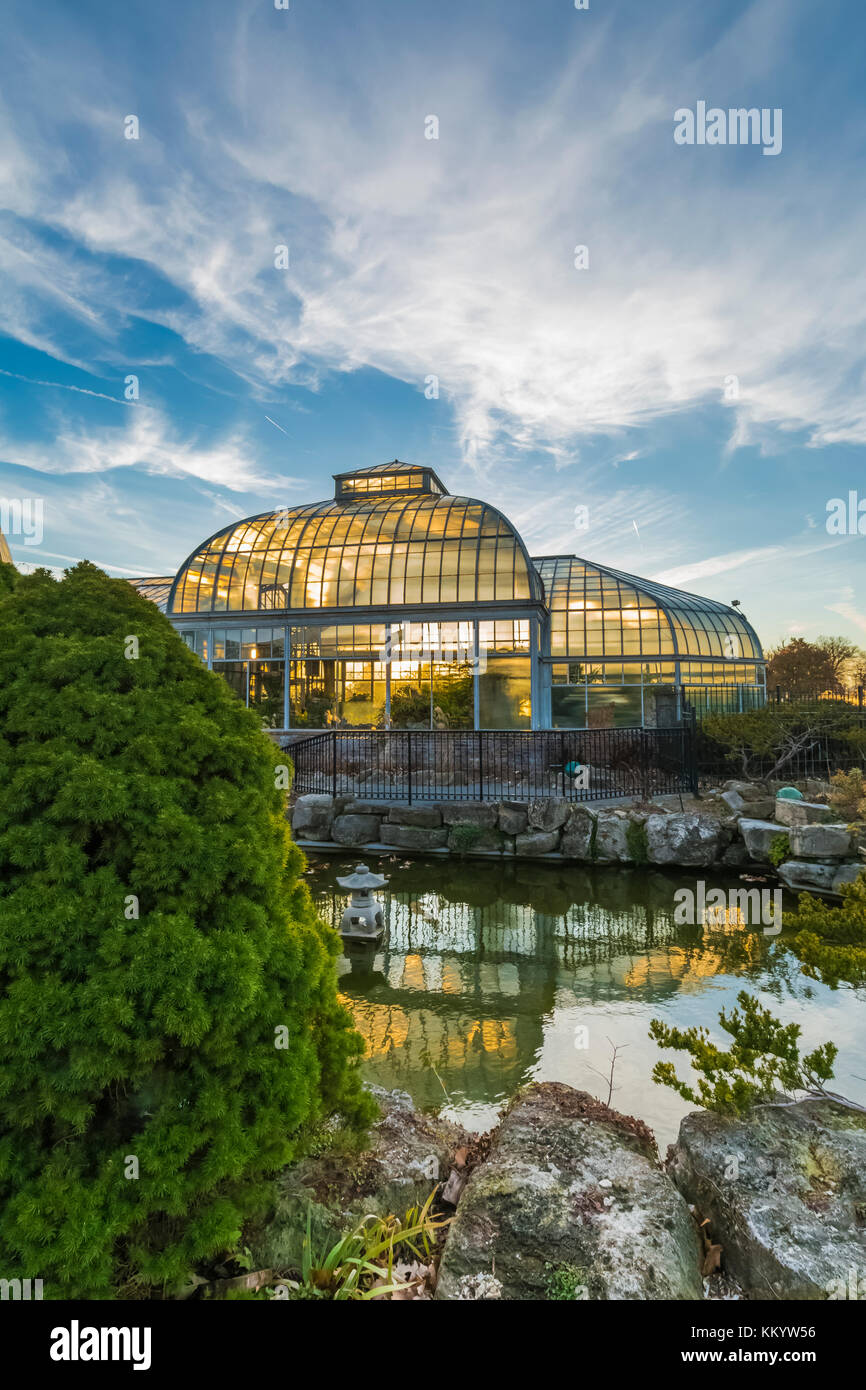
xmin=498 ymin=802 xmax=528 ymax=836
xmin=593 ymin=810 xmax=633 ymax=864
xmin=436 ymin=1084 xmax=702 ymax=1301
xmin=249 ymin=1088 xmax=458 ymax=1271
xmin=777 ymin=860 xmax=865 ymax=895
xmin=560 ymin=806 xmax=597 ymax=859
xmin=331 ymin=813 xmax=380 ymax=846
xmin=514 ymin=830 xmax=559 ymax=856
xmin=721 ymin=789 xmax=775 ymax=820
xmin=776 ymin=860 xmax=841 ymax=893
xmin=388 ymin=806 xmax=442 ymax=828
xmin=789 ymin=824 xmax=853 ymax=860
xmin=832 ymin=863 xmax=865 ymax=893
xmin=668 ymin=1099 xmax=866 ymax=1300
xmin=775 ymin=799 xmax=835 ymax=828
xmin=738 ymin=817 xmax=787 ymax=863
xmin=379 ymin=823 xmax=448 ymax=850
xmin=343 ymin=799 xmax=396 ymax=816
xmin=723 ymin=780 xmax=772 ymax=801
xmin=645 ymin=813 xmax=731 ymax=867
xmin=527 ymin=798 xmax=571 ymax=833
xmin=440 ymin=802 xmax=499 ymax=829
xmin=291 ymin=793 xmax=336 ymax=839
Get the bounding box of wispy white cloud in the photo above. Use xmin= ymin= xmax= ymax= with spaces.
xmin=0 ymin=409 xmax=299 ymax=494
xmin=0 ymin=0 xmax=864 ymax=477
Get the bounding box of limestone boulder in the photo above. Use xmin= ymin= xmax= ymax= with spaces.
xmin=379 ymin=823 xmax=448 ymax=851
xmin=498 ymin=802 xmax=528 ymax=836
xmin=721 ymin=789 xmax=775 ymax=820
xmin=832 ymin=863 xmax=865 ymax=894
xmin=331 ymin=813 xmax=380 ymax=846
xmin=776 ymin=860 xmax=841 ymax=893
xmin=788 ymin=824 xmax=853 ymax=860
xmin=436 ymin=1084 xmax=703 ymax=1301
xmin=514 ymin=830 xmax=560 ymax=856
xmin=527 ymin=797 xmax=571 ymax=833
xmin=645 ymin=813 xmax=732 ymax=867
xmin=388 ymin=805 xmax=442 ymax=828
xmin=774 ymin=799 xmax=835 ymax=828
xmin=593 ymin=810 xmax=633 ymax=864
xmin=668 ymin=1099 xmax=866 ymax=1300
xmin=291 ymin=793 xmax=336 ymax=839
xmin=560 ymin=806 xmax=597 ymax=860
xmin=440 ymin=802 xmax=499 ymax=829
xmin=738 ymin=817 xmax=787 ymax=863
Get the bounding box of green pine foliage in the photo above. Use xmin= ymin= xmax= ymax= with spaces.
xmin=0 ymin=562 xmax=373 ymax=1298
xmin=649 ymin=991 xmax=837 ymax=1116
xmin=787 ymin=870 xmax=866 ymax=988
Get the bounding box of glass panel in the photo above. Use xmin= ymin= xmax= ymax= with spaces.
xmin=389 ymin=661 xmax=432 ymax=729
xmin=290 ymin=660 xmax=335 ymax=728
xmin=478 ymin=658 xmax=531 ymax=729
xmin=552 ymin=685 xmax=587 ymax=729
xmin=334 ymin=661 xmax=387 ymax=727
xmin=215 ymin=661 xmax=248 ymax=705
xmin=432 ymin=661 xmax=474 ymax=729
xmin=248 ymin=660 xmax=285 ymax=728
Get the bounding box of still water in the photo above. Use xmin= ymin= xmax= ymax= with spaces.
xmin=306 ymin=854 xmax=866 ymax=1148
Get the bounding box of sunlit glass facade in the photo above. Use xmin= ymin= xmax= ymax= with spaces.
xmin=130 ymin=462 xmax=765 ymax=731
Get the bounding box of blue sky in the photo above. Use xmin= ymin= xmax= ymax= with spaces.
xmin=0 ymin=0 xmax=864 ymax=648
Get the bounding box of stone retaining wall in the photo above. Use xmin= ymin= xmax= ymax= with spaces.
xmin=289 ymin=779 xmax=865 ymax=893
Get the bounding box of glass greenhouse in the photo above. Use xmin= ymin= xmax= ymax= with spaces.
xmin=130 ymin=461 xmax=765 ymax=731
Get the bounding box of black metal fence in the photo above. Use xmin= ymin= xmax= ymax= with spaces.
xmin=285 ymin=725 xmax=698 ymax=804
xmin=690 ymin=700 xmax=866 ymax=784
xmin=686 ymin=683 xmax=865 ymax=722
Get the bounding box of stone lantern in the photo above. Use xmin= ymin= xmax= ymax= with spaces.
xmin=336 ymin=864 xmax=388 ymax=943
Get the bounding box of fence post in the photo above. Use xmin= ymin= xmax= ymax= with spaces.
xmin=477 ymin=731 xmax=484 ymax=800
xmin=640 ymin=727 xmax=649 ymax=802
xmin=331 ymin=731 xmax=337 ymax=799
xmin=686 ymin=707 xmax=699 ymax=796
xmin=407 ymin=731 xmax=413 ymax=805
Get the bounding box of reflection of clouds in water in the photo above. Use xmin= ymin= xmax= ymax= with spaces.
xmin=319 ymin=860 xmax=866 ymax=1145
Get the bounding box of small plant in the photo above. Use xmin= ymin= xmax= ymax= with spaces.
xmin=649 ymin=991 xmax=837 ymax=1116
xmin=829 ymin=768 xmax=866 ymax=823
xmin=288 ymin=1190 xmax=449 ymax=1300
xmin=788 ymin=869 xmax=866 ymax=987
xmin=450 ymin=823 xmax=483 ymax=853
xmin=544 ymin=1262 xmax=586 ymax=1300
xmin=768 ymin=832 xmax=791 ymax=868
xmin=625 ymin=820 xmax=649 ymax=865
xmin=588 ymin=815 xmax=599 ymax=863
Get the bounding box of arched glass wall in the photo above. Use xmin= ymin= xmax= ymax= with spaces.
xmin=129 ymin=463 xmax=765 ymax=731
xmin=170 ymin=494 xmax=541 ymax=615
xmin=534 ymin=555 xmax=765 ymax=728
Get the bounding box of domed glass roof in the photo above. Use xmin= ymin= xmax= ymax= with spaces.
xmin=169 ymin=465 xmax=542 ymax=615
xmin=533 ymin=555 xmax=762 ymax=661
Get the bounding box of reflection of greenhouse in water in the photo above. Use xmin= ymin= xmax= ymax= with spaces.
xmin=313 ymin=862 xmax=769 ymax=1116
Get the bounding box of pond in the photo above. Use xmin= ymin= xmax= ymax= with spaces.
xmin=305 ymin=854 xmax=866 ymax=1148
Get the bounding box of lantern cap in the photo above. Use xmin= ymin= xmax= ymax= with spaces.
xmin=336 ymin=863 xmax=388 ymax=890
